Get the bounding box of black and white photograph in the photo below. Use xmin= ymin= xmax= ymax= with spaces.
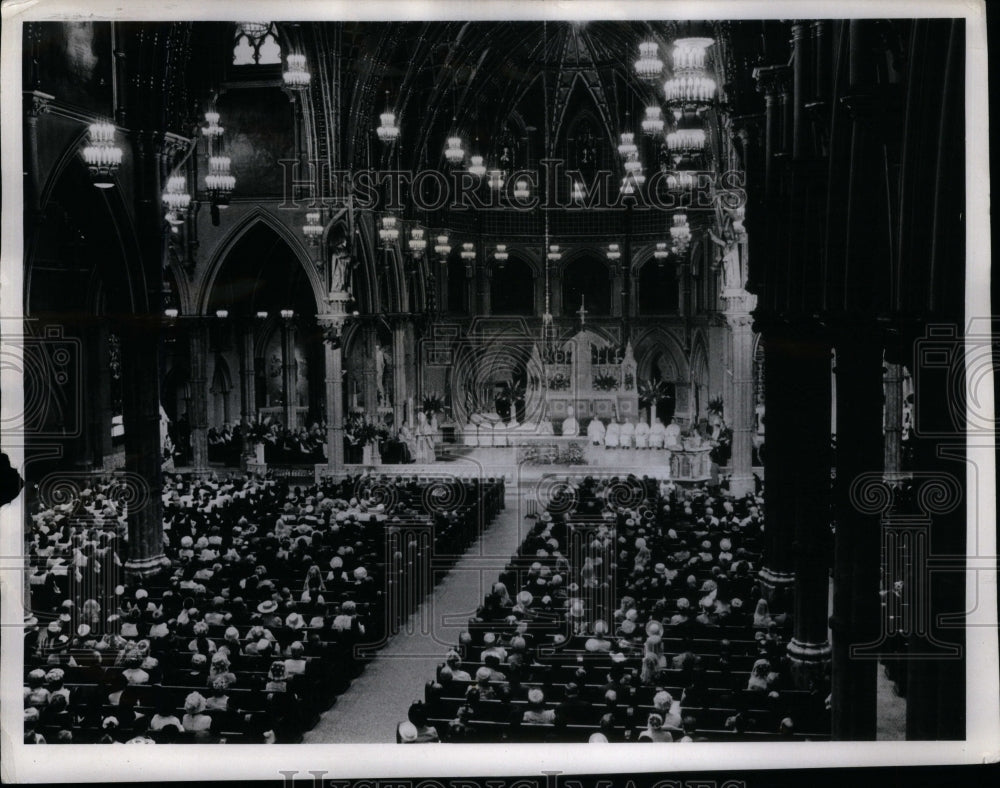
xmin=1 ymin=0 xmax=996 ymax=781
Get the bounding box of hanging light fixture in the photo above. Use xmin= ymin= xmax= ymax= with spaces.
xmin=634 ymin=41 xmax=664 ymax=81
xmin=666 ymin=156 xmax=699 ymax=192
xmin=201 ymin=111 xmax=224 ymax=138
xmin=379 ymin=215 xmax=399 ymax=245
xmin=162 ymin=174 xmax=190 ymax=225
xmin=460 ymin=242 xmax=476 ymax=261
xmin=81 ymin=121 xmax=122 ymax=188
xmin=617 ymin=131 xmax=637 ymax=158
xmin=434 ymin=233 xmax=452 ymax=257
xmin=641 ymin=105 xmax=664 ymax=136
xmin=606 ymin=243 xmax=621 ymax=262
xmin=487 ymin=169 xmax=504 ymax=190
xmin=409 ymin=227 xmax=427 ymax=257
xmin=513 ymin=178 xmax=531 ymax=201
xmin=571 ymin=180 xmax=585 ymax=204
xmin=376 ymin=91 xmax=400 ymax=144
xmin=546 ymin=244 xmax=562 ymax=262
xmin=444 ymin=136 xmax=465 ymax=165
xmin=302 ymin=211 xmax=323 ymax=244
xmin=666 ymin=109 xmax=707 ymax=155
xmin=620 ymin=176 xmax=636 ymax=196
xmin=283 ymin=54 xmax=311 ymax=89
xmin=670 ymin=213 xmax=692 ymax=253
xmin=494 ymin=244 xmax=509 ymax=270
xmin=468 ymin=155 xmax=486 ymax=178
xmin=653 ymin=241 xmax=670 ymax=266
xmin=205 ymin=156 xmax=236 ymax=206
xmin=664 ymin=37 xmax=716 ymax=106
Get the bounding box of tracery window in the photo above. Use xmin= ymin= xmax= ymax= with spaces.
xmin=233 ymin=22 xmax=282 ymax=66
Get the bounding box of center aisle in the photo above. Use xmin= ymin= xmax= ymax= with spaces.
xmin=302 ymin=483 xmax=529 ymax=743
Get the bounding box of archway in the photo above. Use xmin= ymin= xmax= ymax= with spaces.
xmin=491 ymin=256 xmax=535 ymax=315
xmin=561 ymin=255 xmax=611 ymax=317
xmin=637 ymin=260 xmax=679 ymax=315
xmin=203 ymin=221 xmax=323 ymax=431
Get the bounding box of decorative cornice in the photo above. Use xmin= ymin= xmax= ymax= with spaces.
xmin=753 ymin=64 xmax=792 ymax=99
xmin=24 ymin=90 xmax=54 ymax=118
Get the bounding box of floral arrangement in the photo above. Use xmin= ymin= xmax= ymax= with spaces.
xmin=520 ymin=442 xmax=586 ymax=466
xmin=637 ymin=378 xmax=669 ymax=407
xmin=547 ymin=372 xmax=570 ymax=391
xmin=244 ymin=414 xmax=275 ymax=444
xmin=592 ymin=371 xmax=619 ymax=391
xmin=495 ymin=380 xmax=526 ymax=405
xmin=351 ymin=417 xmax=390 ymax=446
xmin=422 ymin=393 xmax=445 ymax=415
xmin=708 ymin=396 xmax=725 ymax=417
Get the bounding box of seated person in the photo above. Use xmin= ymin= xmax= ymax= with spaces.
xmin=664 ymin=418 xmax=682 ymax=449
xmin=604 ymin=421 xmax=620 ymax=449
xmin=649 ymin=418 xmax=666 ymax=449
xmin=634 ymin=419 xmax=650 ymax=448
xmin=560 ymin=406 xmax=580 ymax=437
xmin=521 ymin=688 xmax=555 ymax=725
xmin=619 ymin=419 xmax=636 ymax=449
xmin=587 ymin=417 xmax=606 ymax=445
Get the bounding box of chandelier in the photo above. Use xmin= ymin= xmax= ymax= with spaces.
xmin=624 ymin=153 xmax=644 ymax=180
xmin=606 ymin=243 xmax=621 ymax=262
xmin=460 ymin=242 xmax=476 ymax=261
xmin=494 ymin=244 xmax=509 ymax=270
xmin=546 ymin=244 xmax=562 ymax=262
xmin=434 ymin=233 xmax=452 ymax=257
xmin=617 ymin=132 xmax=637 ymax=158
xmin=239 ymin=21 xmax=270 ymax=39
xmin=468 ymin=155 xmax=486 ymax=178
xmin=283 ymin=54 xmax=311 ymax=89
xmin=641 ymin=106 xmax=664 ymax=136
xmin=571 ymin=180 xmax=585 ymax=204
xmin=302 ymin=211 xmax=323 ymax=244
xmin=409 ymin=227 xmax=427 ymax=256
xmin=205 ymin=156 xmax=236 ymax=205
xmin=513 ymin=179 xmax=531 ymax=201
xmin=444 ymin=136 xmax=466 ymax=165
xmin=620 ymin=176 xmax=636 ymax=196
xmin=377 ymin=111 xmax=400 ymax=143
xmin=634 ymin=41 xmax=664 ymax=81
xmin=81 ymin=122 xmax=122 ymax=188
xmin=666 ymin=157 xmax=698 ymax=192
xmin=201 ymin=111 xmax=224 ymax=138
xmin=162 ymin=175 xmax=190 ymax=225
xmin=666 ymin=109 xmax=706 ymax=155
xmin=664 ymin=37 xmax=716 ymax=106
xmin=653 ymin=241 xmax=670 ymax=266
xmin=379 ymin=215 xmax=399 ymax=245
xmin=487 ymin=169 xmax=504 ymax=190
xmin=670 ymin=213 xmax=692 ymax=253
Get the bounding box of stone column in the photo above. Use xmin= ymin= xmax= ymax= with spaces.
xmin=392 ymin=318 xmax=408 ymax=428
xmin=883 ymin=357 xmax=903 ymax=479
xmin=753 ymin=65 xmax=790 ymax=199
xmin=725 ymin=312 xmax=756 ymax=496
xmin=791 ymin=21 xmax=811 ymax=160
xmin=281 ymin=317 xmax=298 ymax=428
xmin=784 ymin=330 xmax=833 ymax=688
xmin=238 ymin=322 xmax=256 ymax=426
xmin=479 ymin=262 xmax=491 ymax=316
xmin=188 ymin=320 xmax=209 ymax=473
xmin=756 ymin=326 xmax=797 ymax=601
xmin=93 ymin=321 xmax=115 ymax=468
xmin=363 ymin=324 xmax=379 ymax=412
xmin=120 ymin=320 xmax=169 ymax=578
xmin=830 ymin=331 xmax=883 ymax=739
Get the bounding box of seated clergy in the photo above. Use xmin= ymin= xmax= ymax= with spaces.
xmin=619 ymin=419 xmax=636 ymax=449
xmin=649 ymin=418 xmax=666 ymax=449
xmin=664 ymin=418 xmax=682 ymax=449
xmin=587 ymin=417 xmax=606 ymax=446
xmin=634 ymin=420 xmax=650 ymax=449
xmin=560 ymin=406 xmax=580 ymax=437
xmin=604 ymin=421 xmax=620 ymax=449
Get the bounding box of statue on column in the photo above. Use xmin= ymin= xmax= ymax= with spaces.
xmin=330 ymin=240 xmax=351 ymax=295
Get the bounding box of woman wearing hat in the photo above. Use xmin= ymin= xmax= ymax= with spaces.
xmin=637 ymin=712 xmax=674 ymax=742
xmin=521 ymin=688 xmax=555 ymax=725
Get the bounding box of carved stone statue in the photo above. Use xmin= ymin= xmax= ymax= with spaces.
xmin=331 ymin=242 xmax=350 ymax=294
